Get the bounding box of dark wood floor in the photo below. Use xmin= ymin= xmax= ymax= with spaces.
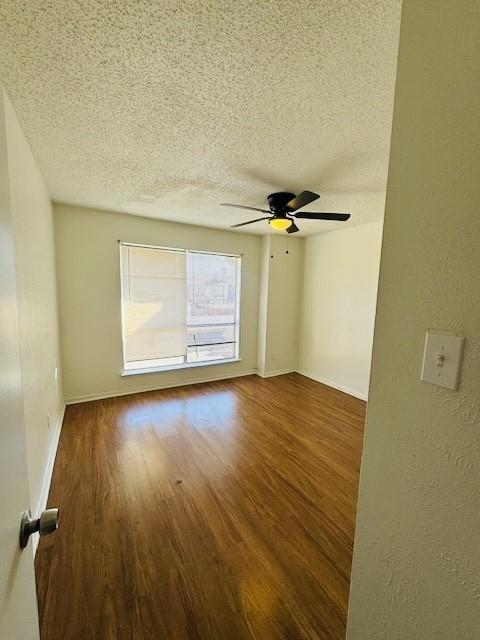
xmin=36 ymin=373 xmax=365 ymax=640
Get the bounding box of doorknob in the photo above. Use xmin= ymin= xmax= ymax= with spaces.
xmin=19 ymin=508 xmax=59 ymax=549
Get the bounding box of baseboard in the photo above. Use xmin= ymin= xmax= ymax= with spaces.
xmin=32 ymin=402 xmax=65 ymax=556
xmin=65 ymin=369 xmax=258 ymax=405
xmin=65 ymin=368 xmax=366 ymax=404
xmin=258 ymin=368 xmax=296 ymax=379
xmin=296 ymin=369 xmax=368 ymax=401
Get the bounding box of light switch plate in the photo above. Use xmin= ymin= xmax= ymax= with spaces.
xmin=421 ymin=330 xmax=465 ymax=390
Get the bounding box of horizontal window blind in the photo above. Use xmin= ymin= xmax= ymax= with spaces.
xmin=120 ymin=243 xmax=241 ymax=370
xmin=121 ymin=244 xmax=186 ymax=363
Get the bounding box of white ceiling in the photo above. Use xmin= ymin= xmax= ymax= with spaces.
xmin=0 ymin=0 xmax=401 ymax=236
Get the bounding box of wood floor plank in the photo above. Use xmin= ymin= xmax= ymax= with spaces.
xmin=35 ymin=373 xmax=365 ymax=640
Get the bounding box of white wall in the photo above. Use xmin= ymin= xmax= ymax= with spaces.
xmin=257 ymin=234 xmax=304 ymax=377
xmin=347 ymin=1 xmax=480 ymax=638
xmin=0 ymin=87 xmax=42 ymax=640
xmin=3 ymin=92 xmax=64 ymax=517
xmin=256 ymin=236 xmax=270 ymax=377
xmin=54 ymin=203 xmax=262 ymax=402
xmin=298 ymin=221 xmax=383 ymax=400
xmin=55 ymin=201 xmax=379 ymax=401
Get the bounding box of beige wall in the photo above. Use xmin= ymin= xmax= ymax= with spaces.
xmin=257 ymin=234 xmax=304 ymax=377
xmin=298 ymin=221 xmax=383 ymax=400
xmin=256 ymin=236 xmax=270 ymax=377
xmin=4 ymin=92 xmax=63 ymax=515
xmin=54 ymin=204 xmax=262 ymax=401
xmin=55 ymin=201 xmax=378 ymax=400
xmin=347 ymin=1 xmax=480 ymax=638
xmin=0 ymin=87 xmax=42 ymax=640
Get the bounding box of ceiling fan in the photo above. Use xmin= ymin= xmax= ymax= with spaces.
xmin=220 ymin=191 xmax=350 ymax=233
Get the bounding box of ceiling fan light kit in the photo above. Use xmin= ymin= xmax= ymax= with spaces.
xmin=221 ymin=191 xmax=350 ymax=233
xmin=269 ymin=217 xmax=292 ymax=231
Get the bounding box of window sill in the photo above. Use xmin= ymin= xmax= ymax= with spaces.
xmin=121 ymin=357 xmax=241 ymax=377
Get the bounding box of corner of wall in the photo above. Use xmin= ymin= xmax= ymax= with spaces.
xmin=256 ymin=234 xmax=305 ymax=376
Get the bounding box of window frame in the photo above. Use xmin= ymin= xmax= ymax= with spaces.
xmin=119 ymin=241 xmax=242 ymax=376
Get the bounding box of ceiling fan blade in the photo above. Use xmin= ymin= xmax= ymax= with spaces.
xmin=285 ymin=190 xmax=320 ymax=211
xmin=293 ymin=212 xmax=350 ymax=221
xmin=221 ymin=203 xmax=270 ymax=214
xmin=230 ymin=217 xmax=271 ymax=228
xmin=287 ymin=222 xmax=299 ymax=234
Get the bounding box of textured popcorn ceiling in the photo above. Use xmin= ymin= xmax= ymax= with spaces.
xmin=0 ymin=1 xmax=401 ymax=235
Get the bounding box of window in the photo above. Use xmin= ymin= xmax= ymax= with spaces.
xmin=120 ymin=243 xmax=241 ymax=372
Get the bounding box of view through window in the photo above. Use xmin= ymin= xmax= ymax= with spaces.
xmin=120 ymin=243 xmax=241 ymax=371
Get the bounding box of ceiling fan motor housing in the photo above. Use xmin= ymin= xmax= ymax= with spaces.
xmin=267 ymin=192 xmax=296 ymax=215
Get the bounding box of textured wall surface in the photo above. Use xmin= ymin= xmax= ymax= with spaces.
xmin=5 ymin=92 xmax=63 ymax=515
xmin=0 ymin=1 xmax=400 ymax=234
xmin=298 ymin=221 xmax=383 ymax=400
xmin=347 ymin=2 xmax=480 ymax=638
xmin=54 ymin=203 xmax=262 ymax=402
